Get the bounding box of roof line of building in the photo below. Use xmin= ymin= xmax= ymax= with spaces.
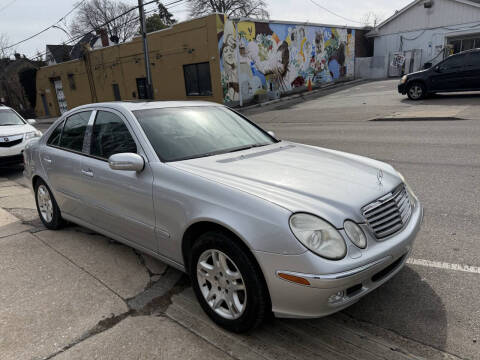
xmin=229 ymin=16 xmax=370 ymax=30
xmin=371 ymin=0 xmax=480 ymax=33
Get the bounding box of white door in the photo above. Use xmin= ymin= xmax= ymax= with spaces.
xmin=54 ymin=79 xmax=68 ymax=114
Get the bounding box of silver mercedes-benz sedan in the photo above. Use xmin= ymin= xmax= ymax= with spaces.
xmin=24 ymin=101 xmax=423 ymax=333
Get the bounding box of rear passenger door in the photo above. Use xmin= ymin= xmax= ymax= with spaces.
xmin=41 ymin=111 xmax=93 ymax=220
xmin=78 ymin=109 xmax=157 ymax=252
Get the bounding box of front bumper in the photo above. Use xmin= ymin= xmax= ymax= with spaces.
xmin=256 ymin=201 xmax=424 ymax=318
xmin=398 ymin=83 xmax=407 ymax=94
xmin=0 ymin=154 xmax=24 ymax=166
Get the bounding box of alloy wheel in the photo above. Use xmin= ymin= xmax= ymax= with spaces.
xmin=196 ymin=249 xmax=247 ymax=320
xmin=408 ymin=84 xmax=423 ymax=100
xmin=37 ymin=184 xmax=53 ymax=223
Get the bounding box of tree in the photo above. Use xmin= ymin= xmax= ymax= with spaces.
xmin=145 ymin=1 xmax=176 ymax=33
xmin=361 ymin=11 xmax=384 ymax=27
xmin=0 ymin=33 xmax=11 ymax=59
xmin=157 ymin=1 xmax=175 ymax=26
xmin=69 ymin=0 xmax=138 ymax=43
xmin=188 ymin=0 xmax=269 ymax=19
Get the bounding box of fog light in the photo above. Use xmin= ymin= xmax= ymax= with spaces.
xmin=328 ymin=291 xmax=345 ymax=304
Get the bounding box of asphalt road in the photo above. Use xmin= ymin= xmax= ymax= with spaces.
xmin=1 ymin=79 xmax=479 ymax=359
xmin=244 ymin=79 xmax=480 ymax=359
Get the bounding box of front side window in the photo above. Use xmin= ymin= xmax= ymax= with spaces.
xmin=90 ymin=111 xmax=137 ymax=159
xmin=134 ymin=106 xmax=276 ymax=162
xmin=0 ymin=109 xmax=25 ymax=126
xmin=183 ymin=62 xmax=212 ymax=96
xmin=58 ymin=111 xmax=92 ymax=152
xmin=439 ymin=55 xmax=465 ymax=71
xmin=47 ymin=121 xmax=64 ymax=146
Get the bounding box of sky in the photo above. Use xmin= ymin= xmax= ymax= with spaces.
xmin=0 ymin=0 xmax=413 ymax=58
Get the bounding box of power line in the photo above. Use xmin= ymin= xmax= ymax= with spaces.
xmin=308 ymin=0 xmax=363 ymax=25
xmin=29 ymin=0 xmax=184 ymax=60
xmin=31 ymin=6 xmax=158 ymax=60
xmin=4 ymin=0 xmax=88 ymax=50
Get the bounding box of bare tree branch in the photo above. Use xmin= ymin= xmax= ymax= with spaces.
xmin=69 ymin=0 xmax=138 ymax=43
xmin=188 ymin=0 xmax=269 ymax=19
xmin=0 ymin=33 xmax=11 ymax=58
xmin=361 ymin=11 xmax=384 ymax=27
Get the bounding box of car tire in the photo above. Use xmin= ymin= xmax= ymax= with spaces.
xmin=407 ymin=82 xmax=426 ymax=100
xmin=190 ymin=230 xmax=270 ymax=333
xmin=34 ymin=179 xmax=65 ymax=230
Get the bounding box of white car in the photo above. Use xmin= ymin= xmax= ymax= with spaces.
xmin=0 ymin=105 xmax=42 ymax=165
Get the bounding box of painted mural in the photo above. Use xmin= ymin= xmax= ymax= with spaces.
xmin=217 ymin=15 xmax=355 ymax=104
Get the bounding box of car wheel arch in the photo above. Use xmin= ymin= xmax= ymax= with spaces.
xmin=407 ymin=79 xmax=427 ymax=91
xmin=181 ymin=220 xmax=271 ymax=307
xmin=32 ymin=175 xmax=43 ymax=189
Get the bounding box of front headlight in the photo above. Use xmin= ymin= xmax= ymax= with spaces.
xmin=289 ymin=213 xmax=347 ymax=260
xmin=25 ymin=130 xmax=42 ymax=140
xmin=400 ymin=75 xmax=408 ymax=84
xmin=344 ymin=220 xmax=367 ymax=249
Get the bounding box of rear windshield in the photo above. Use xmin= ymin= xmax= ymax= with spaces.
xmin=0 ymin=109 xmax=25 ymax=126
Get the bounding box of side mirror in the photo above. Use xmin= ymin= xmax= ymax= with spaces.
xmin=108 ymin=153 xmax=144 ymax=172
xmin=27 ymin=119 xmax=37 ymax=125
xmin=267 ymin=130 xmax=276 ymax=138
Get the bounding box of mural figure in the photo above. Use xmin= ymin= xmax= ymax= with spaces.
xmin=218 ymin=17 xmax=239 ymax=102
xmin=217 ymin=16 xmax=355 ymax=104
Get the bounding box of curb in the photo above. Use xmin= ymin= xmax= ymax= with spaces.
xmin=238 ymin=78 xmax=367 ymax=112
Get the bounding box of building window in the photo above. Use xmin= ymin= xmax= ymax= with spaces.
xmin=447 ymin=34 xmax=480 ymax=54
xmin=183 ymin=62 xmax=212 ymax=96
xmin=67 ymin=74 xmax=76 ymax=90
xmin=136 ymin=78 xmax=147 ymax=99
xmin=112 ymin=84 xmax=121 ymax=101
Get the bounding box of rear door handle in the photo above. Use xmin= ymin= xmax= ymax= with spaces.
xmin=43 ymin=157 xmax=52 ymax=164
xmin=81 ymin=169 xmax=94 ymax=177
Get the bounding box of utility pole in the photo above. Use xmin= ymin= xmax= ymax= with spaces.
xmin=138 ymin=0 xmax=153 ymax=99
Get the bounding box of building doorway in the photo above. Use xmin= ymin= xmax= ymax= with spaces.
xmin=53 ymin=79 xmax=68 ymax=114
xmin=136 ymin=78 xmax=147 ymax=100
xmin=41 ymin=94 xmax=50 ymax=117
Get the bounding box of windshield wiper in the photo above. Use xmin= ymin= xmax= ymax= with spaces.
xmin=227 ymin=143 xmax=268 ymax=153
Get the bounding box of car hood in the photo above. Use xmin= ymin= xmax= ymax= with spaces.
xmin=0 ymin=124 xmax=34 ymax=136
xmin=169 ymin=142 xmax=402 ymax=228
xmin=407 ymin=68 xmax=429 ymax=77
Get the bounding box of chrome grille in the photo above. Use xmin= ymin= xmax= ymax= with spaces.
xmin=362 ymin=184 xmax=413 ymax=239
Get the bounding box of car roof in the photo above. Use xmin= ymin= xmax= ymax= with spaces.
xmin=69 ymin=100 xmax=224 ymax=114
xmin=452 ymin=48 xmax=480 ymax=56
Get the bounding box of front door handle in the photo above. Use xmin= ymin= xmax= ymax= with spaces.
xmin=43 ymin=157 xmax=52 ymax=164
xmin=81 ymin=169 xmax=94 ymax=177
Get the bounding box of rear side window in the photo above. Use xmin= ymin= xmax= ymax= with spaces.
xmin=47 ymin=121 xmax=64 ymax=146
xmin=58 ymin=111 xmax=92 ymax=152
xmin=90 ymin=111 xmax=137 ymax=159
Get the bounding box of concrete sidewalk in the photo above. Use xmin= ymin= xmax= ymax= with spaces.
xmin=0 ymin=174 xmax=461 ymax=360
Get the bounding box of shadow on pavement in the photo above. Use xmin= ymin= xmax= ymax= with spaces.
xmin=401 ymin=92 xmax=480 ymax=105
xmin=341 ymin=266 xmax=448 ymax=353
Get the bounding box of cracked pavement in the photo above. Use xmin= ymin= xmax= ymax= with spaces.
xmin=1 ymin=81 xmax=477 ymax=359
xmin=0 ymin=168 xmax=460 ymax=360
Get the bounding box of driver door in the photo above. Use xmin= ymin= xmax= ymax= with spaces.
xmin=430 ymin=54 xmax=468 ymax=91
xmin=77 ymin=109 xmax=157 ymax=252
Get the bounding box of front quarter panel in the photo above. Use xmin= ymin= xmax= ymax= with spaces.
xmin=150 ymin=163 xmax=306 ymax=266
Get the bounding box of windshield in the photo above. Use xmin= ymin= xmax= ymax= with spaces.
xmin=134 ymin=106 xmax=277 ymax=162
xmin=0 ymin=109 xmax=25 ymax=126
